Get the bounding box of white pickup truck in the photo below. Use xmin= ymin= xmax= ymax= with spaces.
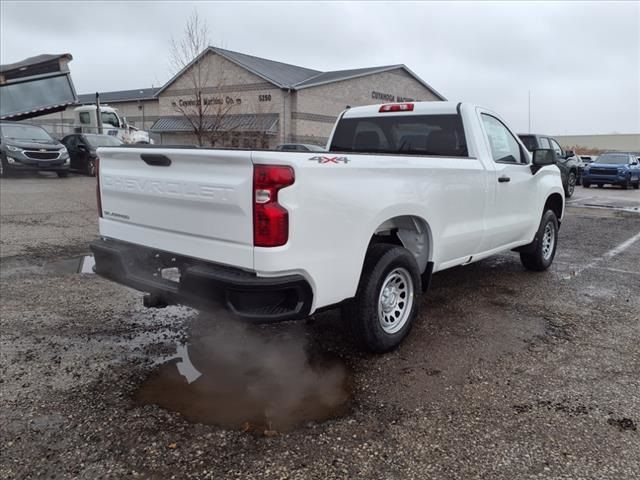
xmin=91 ymin=101 xmax=564 ymax=352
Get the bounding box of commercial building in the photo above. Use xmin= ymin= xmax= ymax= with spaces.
xmin=554 ymin=134 xmax=640 ymax=153
xmin=32 ymin=47 xmax=445 ymax=147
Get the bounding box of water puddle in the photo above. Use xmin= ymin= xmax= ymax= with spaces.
xmin=46 ymin=255 xmax=95 ymax=274
xmin=1 ymin=255 xmax=95 ymax=279
xmin=134 ymin=318 xmax=351 ymax=434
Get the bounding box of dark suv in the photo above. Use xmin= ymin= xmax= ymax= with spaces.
xmin=0 ymin=121 xmax=70 ymax=177
xmin=518 ymin=134 xmax=581 ymax=198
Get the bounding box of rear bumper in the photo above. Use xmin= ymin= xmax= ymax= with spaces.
xmin=90 ymin=238 xmax=313 ymax=322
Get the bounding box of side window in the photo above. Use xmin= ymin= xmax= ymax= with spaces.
xmin=63 ymin=136 xmax=74 ymax=149
xmin=79 ymin=112 xmax=91 ymax=125
xmin=101 ymin=112 xmax=120 ymax=128
xmin=538 ymin=137 xmax=551 ymax=149
xmin=481 ymin=114 xmax=523 ymax=164
xmin=549 ymin=138 xmax=563 ymax=156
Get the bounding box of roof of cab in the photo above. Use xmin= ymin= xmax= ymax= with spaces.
xmin=341 ymin=101 xmax=461 ymax=118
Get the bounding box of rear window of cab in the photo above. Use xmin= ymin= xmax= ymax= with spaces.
xmin=329 ymin=114 xmax=468 ymax=157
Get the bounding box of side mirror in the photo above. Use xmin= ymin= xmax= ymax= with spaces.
xmin=532 ymin=149 xmax=556 ymax=166
xmin=565 ymin=150 xmax=575 ymax=158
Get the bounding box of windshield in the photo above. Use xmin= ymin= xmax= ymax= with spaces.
xmin=84 ymin=134 xmax=123 ymax=148
xmin=595 ymin=154 xmax=630 ymax=164
xmin=330 ymin=114 xmax=468 ymax=157
xmin=0 ymin=124 xmax=54 ymax=142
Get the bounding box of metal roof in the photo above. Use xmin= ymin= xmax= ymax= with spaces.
xmin=150 ymin=113 xmax=279 ymax=133
xmin=292 ymin=66 xmax=401 ymax=88
xmin=77 ymin=88 xmax=159 ymax=104
xmin=154 ymin=47 xmax=446 ymax=100
xmin=212 ymin=48 xmax=320 ymax=88
xmin=155 ymin=47 xmax=321 ymax=96
xmin=293 ymin=64 xmax=447 ymax=100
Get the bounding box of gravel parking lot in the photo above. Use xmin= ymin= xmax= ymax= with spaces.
xmin=1 ymin=173 xmax=639 ymax=479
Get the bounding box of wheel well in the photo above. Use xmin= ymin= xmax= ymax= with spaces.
xmin=545 ymin=193 xmax=563 ymax=220
xmin=369 ymin=215 xmax=432 ymax=273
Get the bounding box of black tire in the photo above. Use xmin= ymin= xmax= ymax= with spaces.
xmin=634 ymin=182 xmax=639 ymax=190
xmin=621 ymin=178 xmax=629 ymax=190
xmin=597 ymin=184 xmax=604 ymax=188
xmin=519 ymin=210 xmax=559 ymax=272
xmin=342 ymin=244 xmax=421 ymax=353
xmin=56 ymin=171 xmax=69 ymax=178
xmin=565 ymin=171 xmax=576 ymax=198
xmin=86 ymin=159 xmax=97 ymax=177
xmin=582 ymin=182 xmax=590 ymax=188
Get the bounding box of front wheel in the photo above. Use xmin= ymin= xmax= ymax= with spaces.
xmin=634 ymin=182 xmax=639 ymax=190
xmin=520 ymin=210 xmax=559 ymax=271
xmin=56 ymin=171 xmax=69 ymax=178
xmin=582 ymin=181 xmax=591 ymax=188
xmin=342 ymin=244 xmax=421 ymax=353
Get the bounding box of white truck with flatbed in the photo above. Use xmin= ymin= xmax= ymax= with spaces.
xmin=91 ymin=101 xmax=564 ymax=352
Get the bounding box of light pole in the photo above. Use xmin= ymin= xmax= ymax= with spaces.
xmin=528 ymin=90 xmax=531 ymax=133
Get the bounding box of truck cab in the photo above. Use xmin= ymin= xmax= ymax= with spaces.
xmin=73 ymin=105 xmax=153 ymax=144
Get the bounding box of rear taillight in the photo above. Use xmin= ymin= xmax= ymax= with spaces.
xmin=379 ymin=103 xmax=414 ymax=112
xmin=253 ymin=165 xmax=294 ymax=247
xmin=96 ymin=157 xmax=102 ymax=218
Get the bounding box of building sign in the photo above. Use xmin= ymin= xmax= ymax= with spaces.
xmin=173 ymin=96 xmax=243 ymax=108
xmin=171 ymin=93 xmax=275 ymax=109
xmin=371 ymin=91 xmax=415 ymax=102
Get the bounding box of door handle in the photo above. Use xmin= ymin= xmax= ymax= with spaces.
xmin=498 ymin=175 xmax=511 ymax=183
xmin=141 ymin=154 xmax=171 ymax=167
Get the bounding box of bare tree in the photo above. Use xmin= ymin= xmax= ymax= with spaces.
xmin=169 ymin=11 xmax=237 ymax=146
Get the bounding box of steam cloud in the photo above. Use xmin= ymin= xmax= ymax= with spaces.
xmin=135 ymin=311 xmax=350 ymax=432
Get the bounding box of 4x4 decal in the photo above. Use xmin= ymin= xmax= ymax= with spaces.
xmin=308 ymin=156 xmax=350 ymax=164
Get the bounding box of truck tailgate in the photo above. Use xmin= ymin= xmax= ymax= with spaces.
xmin=97 ymin=148 xmax=254 ymax=269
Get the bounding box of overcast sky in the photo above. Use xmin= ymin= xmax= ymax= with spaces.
xmin=1 ymin=1 xmax=638 ymax=135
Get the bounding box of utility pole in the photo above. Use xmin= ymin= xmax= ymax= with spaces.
xmin=95 ymin=92 xmax=103 ymax=135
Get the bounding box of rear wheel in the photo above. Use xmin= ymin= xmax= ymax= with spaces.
xmin=565 ymin=171 xmax=576 ymax=198
xmin=86 ymin=159 xmax=97 ymax=177
xmin=342 ymin=244 xmax=421 ymax=353
xmin=520 ymin=210 xmax=559 ymax=271
xmin=582 ymin=181 xmax=591 ymax=188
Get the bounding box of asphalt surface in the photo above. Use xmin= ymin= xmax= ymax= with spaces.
xmin=1 ymin=173 xmax=639 ymax=479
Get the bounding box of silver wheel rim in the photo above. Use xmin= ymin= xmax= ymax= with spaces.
xmin=542 ymin=222 xmax=555 ymax=261
xmin=377 ymin=267 xmax=414 ymax=334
